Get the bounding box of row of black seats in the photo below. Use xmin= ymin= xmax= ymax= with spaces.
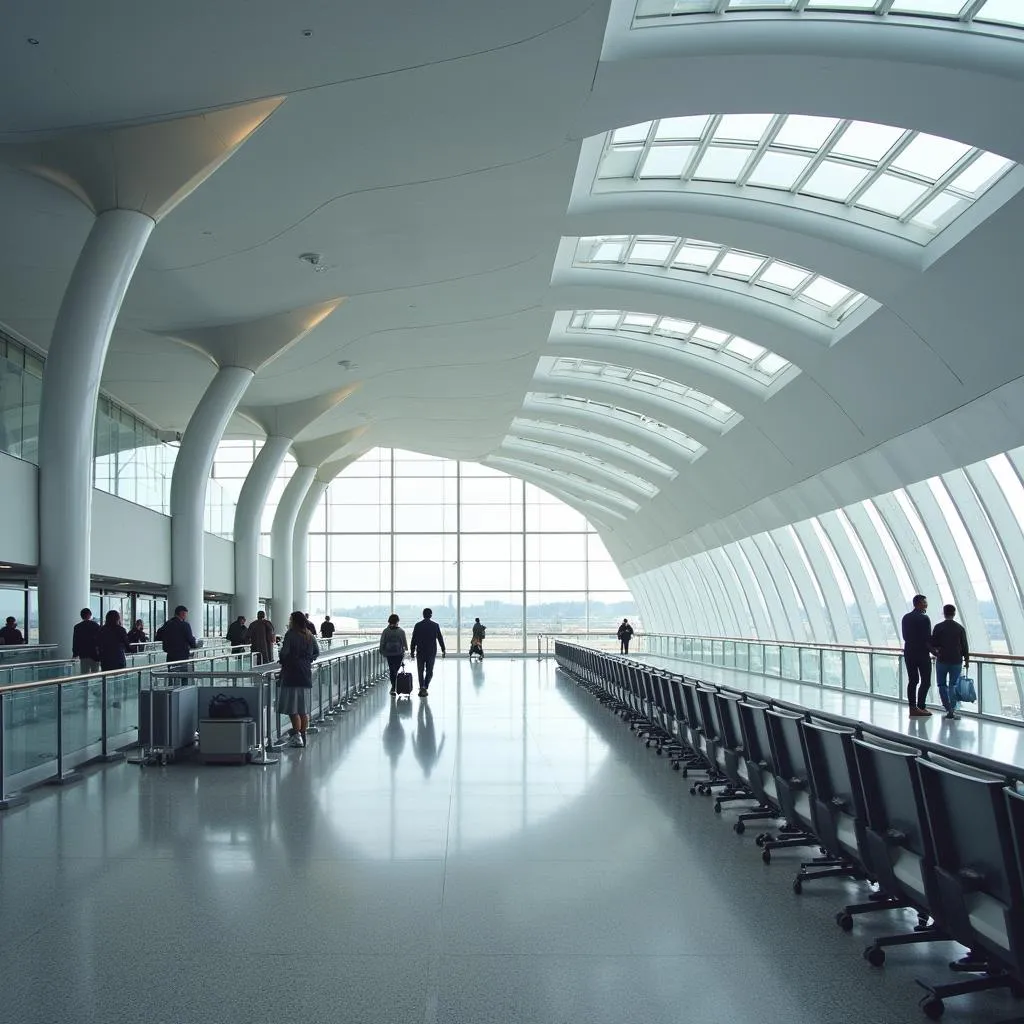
xmin=554 ymin=641 xmax=1024 ymax=1021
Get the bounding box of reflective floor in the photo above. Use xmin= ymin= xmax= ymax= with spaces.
xmin=2 ymin=659 xmax=1019 ymax=1022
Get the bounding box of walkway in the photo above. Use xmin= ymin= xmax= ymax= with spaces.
xmin=1 ymin=658 xmax=1018 ymax=1022
xmin=641 ymin=653 xmax=1024 ymax=771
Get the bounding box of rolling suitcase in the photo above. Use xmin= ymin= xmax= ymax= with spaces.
xmin=395 ymin=663 xmax=414 ymax=697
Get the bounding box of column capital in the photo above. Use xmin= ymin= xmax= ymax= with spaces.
xmin=241 ymin=385 xmax=359 ymax=440
xmin=1 ymin=97 xmax=282 ymax=219
xmin=292 ymin=426 xmax=366 ymax=470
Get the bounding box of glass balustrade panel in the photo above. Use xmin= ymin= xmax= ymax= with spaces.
xmin=781 ymin=646 xmax=800 ymax=679
xmin=3 ymin=687 xmax=57 ymax=776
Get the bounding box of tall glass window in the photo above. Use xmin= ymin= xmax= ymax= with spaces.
xmin=305 ymin=448 xmax=638 ymax=651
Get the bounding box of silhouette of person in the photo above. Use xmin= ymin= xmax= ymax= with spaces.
xmin=411 ymin=700 xmax=446 ymax=778
xmin=382 ymin=699 xmax=407 ymax=769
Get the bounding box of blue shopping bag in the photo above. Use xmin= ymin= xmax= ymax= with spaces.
xmin=954 ymin=675 xmax=977 ymax=704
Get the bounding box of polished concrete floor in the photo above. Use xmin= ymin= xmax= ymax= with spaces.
xmin=2 ymin=658 xmax=1020 ymax=1023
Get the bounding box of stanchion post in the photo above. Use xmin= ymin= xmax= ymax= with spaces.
xmin=48 ymin=682 xmax=81 ymax=786
xmin=250 ymin=674 xmax=280 ymax=765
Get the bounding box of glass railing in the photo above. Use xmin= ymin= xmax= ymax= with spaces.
xmin=0 ymin=648 xmax=254 ymax=807
xmin=0 ymin=645 xmax=60 ymax=666
xmin=0 ymin=642 xmax=385 ymax=807
xmin=538 ymin=631 xmax=1024 ymax=724
xmin=143 ymin=641 xmax=384 ymax=764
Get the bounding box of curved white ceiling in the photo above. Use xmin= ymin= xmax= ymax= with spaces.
xmin=4 ymin=0 xmax=1024 ymax=574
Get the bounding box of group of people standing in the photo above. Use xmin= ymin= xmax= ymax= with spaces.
xmin=71 ymin=605 xmax=199 ymax=673
xmin=901 ymin=595 xmax=970 ymax=720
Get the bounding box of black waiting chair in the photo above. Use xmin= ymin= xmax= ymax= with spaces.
xmin=851 ymin=735 xmax=948 ymax=967
xmin=911 ymin=756 xmax=1024 ymax=1019
xmin=735 ymin=698 xmax=791 ymax=838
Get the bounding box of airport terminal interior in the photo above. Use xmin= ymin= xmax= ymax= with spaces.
xmin=3 ymin=1 xmax=1024 ymax=1021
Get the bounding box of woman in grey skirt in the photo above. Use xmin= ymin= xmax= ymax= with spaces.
xmin=277 ymin=611 xmax=320 ymax=747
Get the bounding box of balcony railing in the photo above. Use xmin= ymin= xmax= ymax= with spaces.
xmin=536 ymin=632 xmax=1024 ymax=724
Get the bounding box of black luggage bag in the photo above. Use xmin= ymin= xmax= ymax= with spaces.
xmin=395 ymin=665 xmax=414 ymax=696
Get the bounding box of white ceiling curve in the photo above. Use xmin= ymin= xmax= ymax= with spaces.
xmin=3 ymin=0 xmax=1024 ymax=571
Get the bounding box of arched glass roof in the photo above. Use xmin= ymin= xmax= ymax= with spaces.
xmin=501 ymin=435 xmax=661 ymax=497
xmin=510 ymin=416 xmax=679 ymax=477
xmin=597 ymin=115 xmax=1013 ymax=235
xmin=566 ymin=309 xmax=792 ymax=382
xmin=485 ymin=455 xmax=642 ymax=513
xmin=526 ymin=392 xmax=707 ymax=459
xmin=574 ymin=235 xmax=866 ymax=322
xmin=539 ymin=356 xmax=738 ymax=425
xmin=634 ymin=0 xmax=1024 ymax=29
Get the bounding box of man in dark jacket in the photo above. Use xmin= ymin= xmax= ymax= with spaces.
xmin=226 ymin=615 xmax=249 ymax=651
xmin=156 ymin=605 xmax=199 ymax=663
xmin=320 ymin=615 xmax=335 ymax=639
xmin=247 ymin=610 xmax=276 ymax=664
xmin=902 ymin=594 xmax=932 ymax=717
xmin=931 ymin=604 xmax=969 ymax=720
xmin=617 ymin=618 xmax=635 ymax=655
xmin=72 ymin=608 xmax=101 ymax=673
xmin=410 ymin=608 xmax=446 ymax=697
xmin=0 ymin=616 xmax=24 ymax=645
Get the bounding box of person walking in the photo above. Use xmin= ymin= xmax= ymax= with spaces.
xmin=469 ymin=617 xmax=486 ymax=660
xmin=617 ymin=618 xmax=634 ymax=655
xmin=156 ymin=605 xmax=199 ymax=663
xmin=126 ymin=619 xmax=148 ymax=646
xmin=902 ymin=594 xmax=933 ymax=717
xmin=0 ymin=616 xmax=24 ymax=645
xmin=410 ymin=608 xmax=446 ymax=697
xmin=277 ymin=611 xmax=320 ymax=748
xmin=97 ymin=610 xmax=131 ymax=672
xmin=320 ymin=615 xmax=336 ymax=639
xmin=226 ymin=615 xmax=249 ymax=652
xmin=380 ymin=614 xmax=408 ymax=695
xmin=247 ymin=610 xmax=276 ymax=665
xmin=72 ymin=608 xmax=101 ymax=674
xmin=931 ymin=604 xmax=969 ymax=721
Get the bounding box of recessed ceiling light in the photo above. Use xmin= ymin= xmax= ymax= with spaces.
xmin=301 ymin=28 xmax=313 ymax=37
xmin=26 ymin=38 xmax=39 ymax=45
xmin=337 ymin=359 xmax=357 ymax=371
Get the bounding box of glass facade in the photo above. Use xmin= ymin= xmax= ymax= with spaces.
xmin=304 ymin=448 xmax=637 ymax=652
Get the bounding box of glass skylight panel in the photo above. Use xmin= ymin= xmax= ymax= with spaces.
xmin=575 ymin=236 xmax=865 ymax=321
xmin=504 ymin=437 xmax=660 ymax=497
xmin=510 ymin=417 xmax=677 ymax=476
xmin=546 ymin=357 xmax=738 ymax=424
xmin=637 ymin=0 xmax=1024 ymax=20
xmin=598 ymin=113 xmax=1013 ymax=236
xmin=526 ymin=393 xmax=706 ymax=456
xmin=562 ymin=309 xmax=795 ymax=381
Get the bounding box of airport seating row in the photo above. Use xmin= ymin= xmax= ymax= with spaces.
xmin=554 ymin=641 xmax=1024 ymax=1021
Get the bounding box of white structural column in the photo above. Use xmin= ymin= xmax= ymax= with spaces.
xmin=270 ymin=466 xmax=316 ymax=623
xmin=9 ymin=98 xmax=284 ymax=651
xmin=168 ymin=366 xmax=252 ymax=619
xmin=719 ymin=544 xmax=772 ymax=639
xmin=739 ymin=536 xmax=796 ymax=640
xmin=232 ymin=391 xmax=355 ymax=620
xmin=233 ymin=435 xmax=293 ymax=620
xmin=163 ymin=301 xmax=343 ymax=627
xmin=37 ymin=211 xmax=152 ymax=650
xmin=815 ymin=512 xmax=887 ymax=645
xmin=843 ymin=503 xmax=907 ymax=639
xmin=771 ymin=526 xmax=834 ymax=643
xmin=291 ymin=452 xmax=366 ymax=613
xmin=274 ymin=433 xmax=363 ymax=622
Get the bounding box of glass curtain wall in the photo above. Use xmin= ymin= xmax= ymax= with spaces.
xmin=305 ymin=448 xmax=637 ymax=651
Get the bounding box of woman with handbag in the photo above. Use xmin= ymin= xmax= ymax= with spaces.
xmin=277 ymin=611 xmax=320 ymax=747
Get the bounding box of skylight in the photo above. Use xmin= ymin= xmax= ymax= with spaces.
xmin=540 ymin=355 xmax=739 ymax=425
xmin=566 ymin=309 xmax=793 ymax=381
xmin=485 ymin=456 xmax=642 ymax=512
xmin=510 ymin=416 xmax=678 ymax=476
xmin=634 ymin=0 xmax=1024 ymax=29
xmin=502 ymin=435 xmax=661 ymax=497
xmin=597 ymin=115 xmax=1013 ymax=235
xmin=574 ymin=235 xmax=866 ymax=322
xmin=526 ymin=392 xmax=707 ymax=459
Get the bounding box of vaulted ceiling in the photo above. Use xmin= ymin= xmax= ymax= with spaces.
xmin=2 ymin=0 xmax=1022 ymax=575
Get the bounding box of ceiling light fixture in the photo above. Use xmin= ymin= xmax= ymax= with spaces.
xmin=298 ymin=252 xmax=330 ymax=273
xmin=337 ymin=359 xmax=357 ymax=371
xmin=26 ymin=38 xmax=39 ymax=45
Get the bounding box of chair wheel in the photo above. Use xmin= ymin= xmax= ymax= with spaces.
xmin=734 ymin=821 xmax=746 ymax=834
xmin=792 ymin=879 xmax=803 ymax=895
xmin=920 ymin=996 xmax=944 ymax=1019
xmin=762 ymin=849 xmax=771 ymax=864
xmin=672 ymin=762 xmax=681 ymax=771
xmin=656 ymin=747 xmax=662 ymax=756
xmin=864 ymin=945 xmax=885 ymax=967
xmin=689 ymin=786 xmax=698 ymax=795
xmin=835 ymin=912 xmax=854 ymax=932
xmin=755 ymin=834 xmax=767 ymax=847
xmin=681 ymin=769 xmax=688 ymax=778
xmin=714 ymin=802 xmax=722 ymax=813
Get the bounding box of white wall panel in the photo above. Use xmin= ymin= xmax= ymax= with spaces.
xmin=91 ymin=490 xmax=170 ymax=586
xmin=0 ymin=452 xmax=37 ymax=567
